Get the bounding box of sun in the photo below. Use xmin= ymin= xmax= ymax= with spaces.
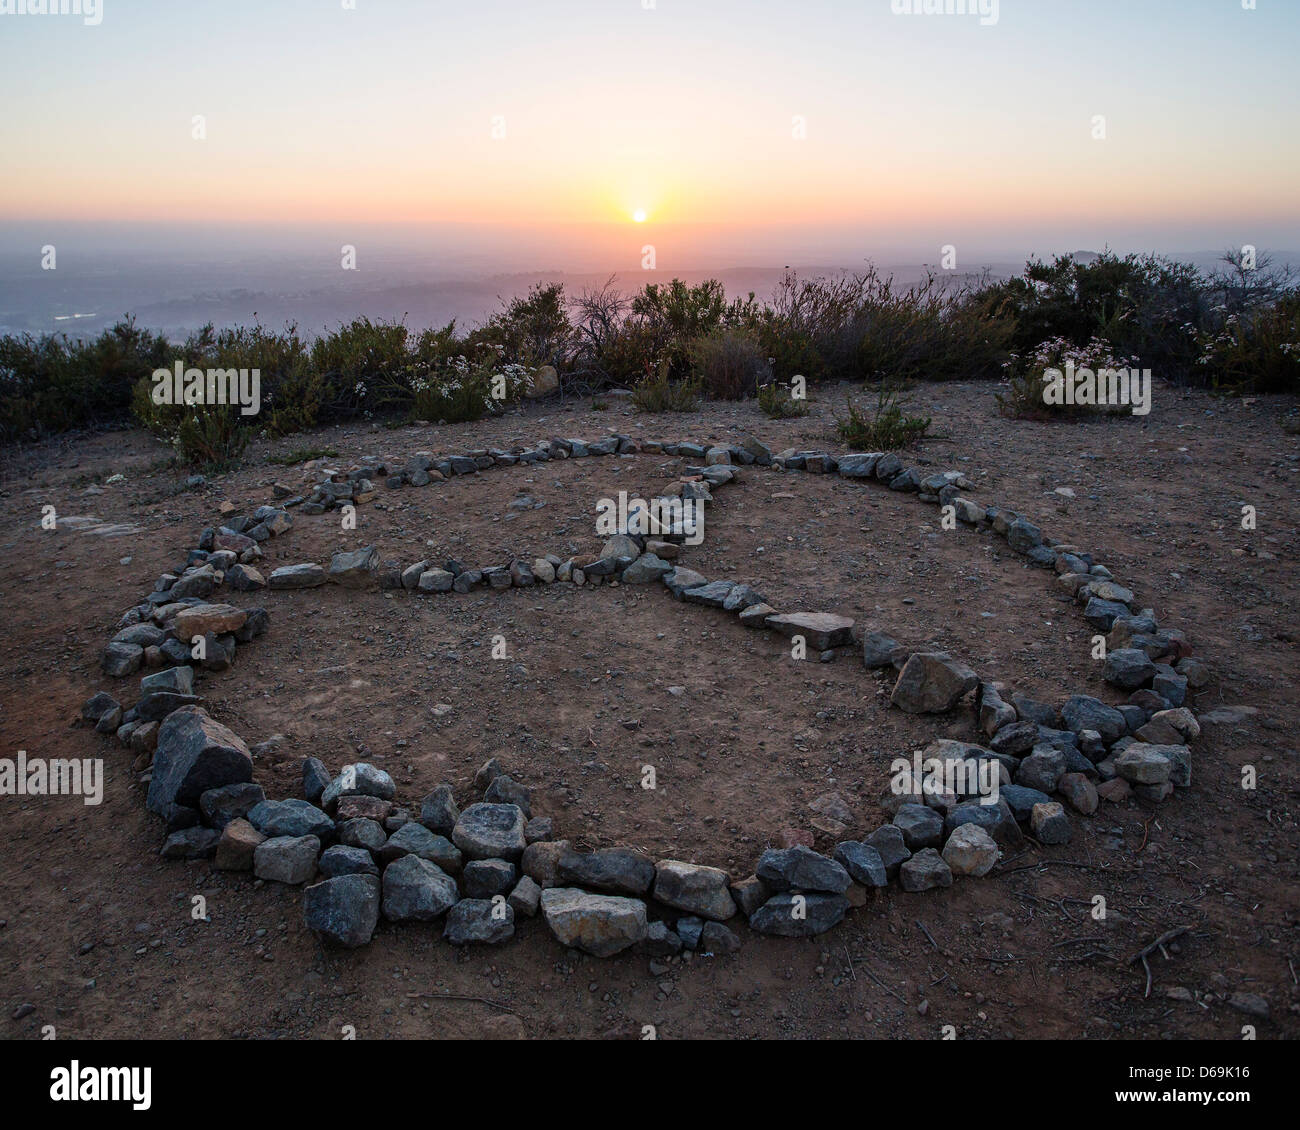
xmin=633 ymin=208 xmax=647 ymax=223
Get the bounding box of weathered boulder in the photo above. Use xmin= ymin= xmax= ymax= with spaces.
xmin=941 ymin=824 xmax=999 ymax=876
xmin=540 ymin=887 xmax=647 ymax=956
xmin=748 ymin=892 xmax=849 ymax=937
xmin=304 ymin=874 xmax=381 ymax=948
xmin=556 ymin=847 xmax=654 ymax=895
xmin=328 ymin=546 xmax=379 ymax=587
xmin=247 ymin=798 xmax=333 ymax=839
xmin=253 ymin=834 xmax=320 ymax=884
xmin=765 ymin=612 xmax=855 ymax=650
xmin=381 ymin=855 xmax=459 ymax=922
xmin=755 ymin=845 xmax=851 ymax=894
xmin=891 ymin=653 xmax=979 ymax=713
xmin=443 ymin=899 xmax=515 ymax=945
xmin=146 ymin=706 xmax=252 ymax=816
xmin=899 ymin=847 xmax=953 ymax=892
xmin=652 ymin=860 xmax=737 ymax=921
xmin=452 ymin=803 xmax=527 ymax=861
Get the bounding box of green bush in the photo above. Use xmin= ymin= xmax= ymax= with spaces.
xmin=836 ymin=383 xmax=931 ymax=450
xmin=757 ymin=380 xmax=810 ymax=418
xmin=631 ymin=361 xmax=700 ymax=413
xmin=686 ymin=327 xmax=768 ymax=399
xmin=996 ymin=337 xmax=1138 ymax=420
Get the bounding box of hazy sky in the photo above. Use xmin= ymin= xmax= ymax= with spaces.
xmin=2 ymin=0 xmax=1298 ymax=261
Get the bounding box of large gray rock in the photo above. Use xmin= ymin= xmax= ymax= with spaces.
xmin=304 ymin=873 xmax=381 ymax=947
xmin=748 ymin=892 xmax=849 ymax=936
xmin=443 ymin=898 xmax=515 ymax=945
xmin=253 ymin=835 xmax=320 ymax=884
xmin=320 ymin=762 xmax=396 ymax=810
xmin=557 ymin=847 xmax=655 ymax=895
xmin=899 ymin=847 xmax=953 ymax=892
xmin=540 ymin=887 xmax=647 ymax=956
xmin=755 ymin=845 xmax=851 ymax=894
xmin=379 ymin=821 xmax=462 ymax=870
xmin=833 ymin=842 xmax=888 ymax=887
xmin=146 ymin=706 xmax=253 ymax=816
xmin=381 ymin=855 xmax=459 ymax=922
xmin=652 ymin=860 xmax=737 ymax=920
xmin=268 ymin=563 xmax=326 ymax=589
xmin=453 ymin=803 xmax=528 ymax=861
xmin=247 ymin=798 xmax=333 ymax=839
xmin=1061 ymin=695 xmax=1126 ymax=743
xmin=891 ymin=653 xmax=979 ymax=713
xmin=328 ymin=545 xmax=379 ymax=586
xmin=765 ymin=612 xmax=855 ymax=650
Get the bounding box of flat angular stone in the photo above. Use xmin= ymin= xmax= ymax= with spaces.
xmin=199 ymin=781 xmax=265 ymax=830
xmin=833 ymin=842 xmax=888 ymax=887
xmin=378 ymin=821 xmax=463 ymax=871
xmin=419 ymin=784 xmax=460 ymax=835
xmin=1114 ymin=743 xmax=1173 ymax=785
xmin=652 ymin=860 xmax=737 ymax=921
xmin=268 ymin=563 xmax=327 ymax=590
xmin=444 ymin=898 xmax=515 ymax=945
xmin=452 ymin=803 xmax=527 ymax=861
xmin=891 ymin=653 xmax=979 ymax=713
xmin=253 ymin=834 xmax=320 ymax=884
xmin=540 ymin=887 xmax=647 ymax=957
xmin=1030 ymin=801 xmax=1072 ymax=844
xmin=765 ymin=612 xmax=855 ymax=650
xmin=319 ymin=844 xmax=380 ymax=878
xmin=755 ymin=845 xmax=850 ymax=894
xmin=215 ymin=817 xmax=264 ymax=870
xmin=748 ymin=892 xmax=849 ymax=936
xmin=557 ymin=847 xmax=654 ymax=895
xmin=171 ymin=603 xmax=250 ymax=639
xmin=247 ymin=798 xmax=333 ymax=839
xmin=161 ymin=826 xmax=220 ymax=860
xmin=899 ymin=847 xmax=953 ymax=892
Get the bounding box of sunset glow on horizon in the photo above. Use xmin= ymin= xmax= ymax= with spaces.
xmin=1 ymin=0 xmax=1298 ymax=254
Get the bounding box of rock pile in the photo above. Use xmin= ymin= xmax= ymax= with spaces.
xmin=78 ymin=430 xmax=1209 ymax=957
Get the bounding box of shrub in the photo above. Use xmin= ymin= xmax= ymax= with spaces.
xmin=757 ymin=379 xmax=810 ymax=418
xmin=996 ymin=336 xmax=1138 ymax=420
xmin=1193 ymin=293 xmax=1300 ymax=395
xmin=836 ymin=382 xmax=931 ymax=449
xmin=630 ymin=361 xmax=700 ymax=413
xmin=402 ymin=355 xmax=530 ymax=424
xmin=468 ymin=283 xmax=574 ymax=369
xmin=130 ymin=378 xmax=250 ymax=470
xmin=687 ymin=327 xmax=768 ymax=399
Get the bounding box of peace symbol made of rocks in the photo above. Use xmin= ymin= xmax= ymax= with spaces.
xmin=80 ymin=433 xmax=1206 ymax=958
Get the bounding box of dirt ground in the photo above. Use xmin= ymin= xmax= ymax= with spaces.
xmin=1 ymin=379 xmax=1297 ymax=1041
